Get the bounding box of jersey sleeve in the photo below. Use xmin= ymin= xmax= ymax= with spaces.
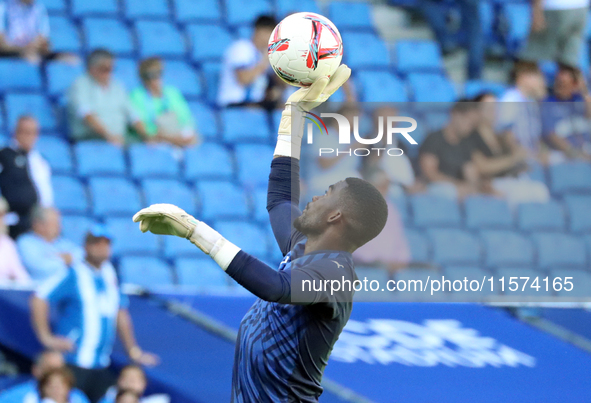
xmin=36 ymin=268 xmax=76 ymax=304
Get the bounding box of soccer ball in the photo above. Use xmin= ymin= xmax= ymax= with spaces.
xmin=268 ymin=12 xmax=343 ymax=87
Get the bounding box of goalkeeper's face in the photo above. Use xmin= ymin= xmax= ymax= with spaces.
xmin=294 ymin=181 xmax=347 ymax=236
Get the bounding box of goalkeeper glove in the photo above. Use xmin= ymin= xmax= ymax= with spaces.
xmin=132 ymin=204 xmax=240 ymax=270
xmin=274 ymin=64 xmax=351 ymax=160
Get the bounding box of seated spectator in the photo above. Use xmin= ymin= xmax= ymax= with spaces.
xmin=114 ymin=391 xmax=139 ymax=403
xmin=0 ymin=115 xmax=53 ymax=239
xmin=99 ymin=365 xmax=168 ymax=403
xmin=0 ymin=0 xmax=49 ymax=63
xmin=128 ymin=57 xmax=199 ymax=147
xmin=542 ymin=64 xmax=591 ymax=163
xmin=0 ymin=350 xmax=89 ymax=403
xmin=38 ymin=367 xmax=75 ymax=403
xmin=418 ymin=102 xmax=480 ymax=199
xmin=17 ymin=206 xmax=83 ymax=282
xmin=67 ymin=49 xmax=149 ymax=145
xmin=217 ymin=15 xmax=282 ymax=108
xmin=0 ymin=196 xmax=31 ymax=285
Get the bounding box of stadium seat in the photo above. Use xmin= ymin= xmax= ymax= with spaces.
xmin=221 ymin=108 xmax=271 ymax=142
xmin=463 ymin=80 xmax=508 ymax=99
xmin=202 ymin=62 xmax=221 ymax=104
xmin=48 ymin=16 xmax=82 ymax=53
xmin=75 ymin=141 xmax=126 ymax=177
xmin=89 ymin=177 xmax=142 ymax=217
xmin=275 ymin=0 xmax=321 ymax=18
xmin=185 ymin=142 xmax=234 ymax=181
xmin=328 ymin=1 xmax=373 ymax=30
xmin=142 ymin=179 xmax=197 ymax=215
xmin=71 ymin=0 xmax=118 ymax=17
xmin=404 ymin=228 xmax=431 ymax=262
xmin=163 ymin=236 xmax=203 ymax=258
xmin=129 ymin=144 xmax=180 ymax=179
xmin=564 ymin=195 xmax=591 ymax=233
xmin=407 ymin=73 xmax=456 ymax=105
xmin=532 ymin=232 xmax=587 ymax=269
xmin=224 ymin=0 xmax=272 ymax=26
xmin=46 ymin=62 xmax=84 ymax=96
xmin=480 ymin=230 xmax=534 ymax=268
xmin=393 ymin=40 xmax=443 ymax=74
xmin=163 ymin=61 xmax=202 ymax=98
xmin=443 ymin=266 xmax=498 ymax=298
xmin=549 ymin=269 xmax=591 ymax=297
xmin=36 ymin=136 xmax=74 ymax=174
xmin=216 ymin=221 xmax=269 ymax=259
xmin=113 ymin=58 xmax=141 ymax=90
xmin=0 ymin=59 xmax=42 ymax=91
xmin=356 ymin=71 xmax=408 ymax=103
xmin=5 ymin=94 xmax=55 ymax=132
xmin=107 ymin=219 xmax=161 ymax=256
xmin=517 ymin=201 xmax=565 ymax=232
xmin=175 ymin=258 xmax=230 ymax=288
xmin=235 ymin=144 xmax=274 ymax=188
xmin=119 ymin=257 xmax=173 ymax=287
xmin=83 ymin=18 xmax=135 ymax=56
xmin=410 ymin=195 xmax=461 ymax=228
xmin=187 ymin=24 xmax=234 ymax=62
xmin=549 ymin=162 xmax=591 ymax=195
xmin=52 ymin=176 xmax=89 ymax=214
xmin=124 ymin=0 xmax=169 ymax=19
xmin=341 ymin=32 xmax=389 ymax=70
xmin=428 ymin=229 xmax=481 ymax=265
xmin=195 ymin=180 xmax=249 ymax=220
xmin=188 ymin=102 xmax=218 ymax=139
xmin=464 ymin=196 xmax=513 ymax=229
xmin=251 ymin=187 xmax=268 ymax=222
xmin=61 ymin=215 xmax=95 ymax=245
xmin=44 ymin=0 xmax=66 ymax=14
xmin=495 ymin=268 xmax=551 ymax=297
xmin=135 ymin=21 xmax=186 ymax=57
xmin=500 ymin=3 xmax=531 ymax=54
xmin=174 ymin=0 xmax=222 ymax=22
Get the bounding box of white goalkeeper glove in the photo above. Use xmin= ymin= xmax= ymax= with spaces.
xmin=132 ymin=204 xmax=240 ymax=270
xmin=274 ymin=64 xmax=351 ymax=160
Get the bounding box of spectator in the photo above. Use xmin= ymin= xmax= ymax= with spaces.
xmin=17 ymin=206 xmax=83 ymax=282
xmin=0 ymin=196 xmax=31 ymax=285
xmin=128 ymin=57 xmax=199 ymax=147
xmin=0 ymin=115 xmax=53 ymax=239
xmin=30 ymin=225 xmax=159 ymax=403
xmin=0 ymin=0 xmax=49 ymax=63
xmin=98 ymin=365 xmax=146 ymax=403
xmin=521 ymin=0 xmax=589 ymax=68
xmin=217 ymin=15 xmax=282 ymax=108
xmin=541 ymin=64 xmax=591 ymax=163
xmin=38 ymin=367 xmax=75 ymax=403
xmin=419 ymin=102 xmax=480 ymax=199
xmin=114 ymin=391 xmax=139 ymax=403
xmin=0 ymin=350 xmax=89 ymax=403
xmin=67 ymin=49 xmax=149 ymax=145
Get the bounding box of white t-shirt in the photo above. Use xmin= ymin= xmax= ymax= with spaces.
xmin=543 ymin=0 xmax=589 ymax=10
xmin=217 ymin=39 xmax=268 ymax=106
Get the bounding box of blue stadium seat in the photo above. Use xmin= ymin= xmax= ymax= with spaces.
xmin=195 ymin=180 xmax=249 ymax=220
xmin=175 ymin=258 xmax=230 ymax=288
xmin=329 ymin=1 xmax=373 ymax=30
xmin=163 ymin=61 xmax=202 ymax=98
xmin=565 ymin=195 xmax=591 ymax=233
xmin=495 ymin=268 xmax=551 ymax=296
xmin=202 ymin=62 xmax=221 ymax=104
xmin=124 ymin=0 xmax=169 ymax=19
xmin=549 ymin=269 xmax=591 ymax=297
xmin=405 ymin=228 xmax=430 ymax=262
xmin=532 ymin=232 xmax=587 ymax=269
xmin=188 ymin=102 xmax=218 ymax=139
xmin=225 ymin=0 xmax=272 ymax=26
xmin=185 ymin=142 xmax=234 ymax=181
xmin=517 ymin=201 xmax=565 ymax=232
xmin=83 ymin=18 xmax=134 ymax=56
xmin=464 ymin=196 xmax=513 ymax=229
xmin=251 ymin=187 xmax=268 ymax=222
xmin=36 ymin=136 xmax=73 ymax=174
xmin=129 ymin=144 xmax=180 ymax=179
xmin=135 ymin=21 xmax=186 ymax=57
xmin=163 ymin=236 xmax=203 ymax=258
xmin=393 ymin=40 xmax=443 ymax=74
xmin=500 ymin=3 xmax=531 ymax=54
xmin=428 ymin=229 xmax=481 ymax=265
xmin=341 ymin=32 xmax=389 ymax=70
xmin=216 ymin=221 xmax=269 ymax=258
xmin=410 ymin=195 xmax=461 ymax=228
xmin=174 ymin=0 xmax=222 ymax=22
xmin=89 ymin=177 xmax=142 ymax=217
xmin=61 ymin=215 xmax=95 ymax=245
xmin=463 ymin=80 xmax=508 ymax=99
xmin=71 ymin=0 xmax=118 ymax=17
xmin=52 ymin=176 xmax=89 ymax=214
xmin=444 ymin=266 xmax=498 ymax=297
xmin=5 ymin=94 xmax=55 ymax=132
xmin=119 ymin=257 xmax=172 ymax=287
xmin=235 ymin=144 xmax=274 ymax=188
xmin=221 ymin=108 xmax=271 ymax=142
xmin=75 ymin=141 xmax=126 ymax=177
xmin=550 ymin=162 xmax=591 ymax=195
xmin=0 ymin=60 xmax=42 ymax=92
xmin=275 ymin=0 xmax=321 ymax=18
xmin=46 ymin=62 xmax=84 ymax=96
xmin=142 ymin=179 xmax=197 ymax=215
xmin=356 ymin=71 xmax=408 ymax=103
xmin=390 ymin=191 xmax=409 ymax=224
xmin=113 ymin=58 xmax=140 ymax=91
xmin=187 ymin=24 xmax=233 ymax=62
xmin=49 ymin=16 xmax=82 ymax=53
xmin=480 ymin=230 xmax=534 ymax=268
xmin=407 ymin=73 xmax=456 ymax=105
xmin=44 ymin=0 xmax=67 ymax=14
xmin=107 ymin=219 xmax=161 ymax=257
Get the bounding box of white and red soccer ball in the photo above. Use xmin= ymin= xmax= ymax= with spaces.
xmin=268 ymin=12 xmax=343 ymax=87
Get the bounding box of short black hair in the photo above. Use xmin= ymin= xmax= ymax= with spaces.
xmin=115 ymin=389 xmax=140 ymax=403
xmin=254 ymin=15 xmax=277 ymax=30
xmin=86 ymin=48 xmax=114 ymax=68
xmin=451 ymin=100 xmax=477 ymax=114
xmin=339 ymin=177 xmax=388 ymax=248
xmin=472 ymin=92 xmax=496 ymax=102
xmin=557 ymin=62 xmax=579 ymax=82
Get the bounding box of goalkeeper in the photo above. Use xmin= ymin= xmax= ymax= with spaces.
xmin=133 ymin=65 xmax=388 ymax=403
